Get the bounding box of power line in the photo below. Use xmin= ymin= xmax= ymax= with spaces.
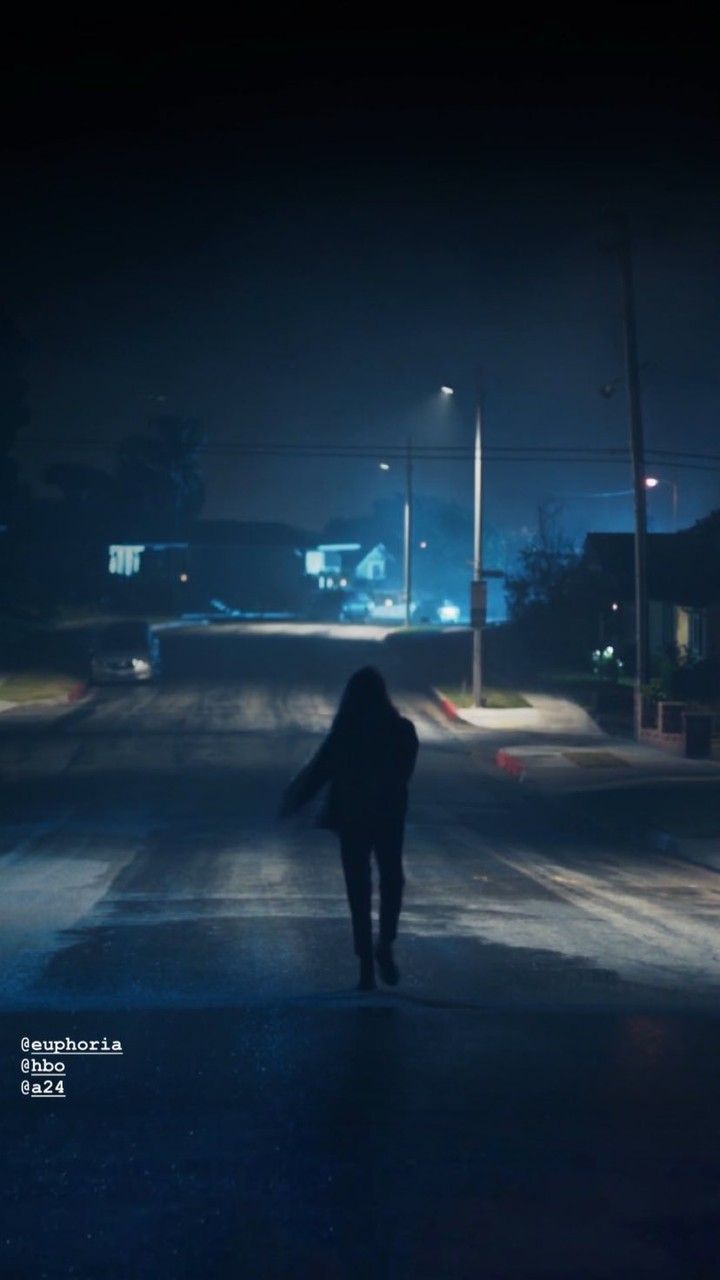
xmin=16 ymin=437 xmax=719 ymax=459
xmin=18 ymin=438 xmax=629 ymax=454
xmin=14 ymin=438 xmax=720 ymax=471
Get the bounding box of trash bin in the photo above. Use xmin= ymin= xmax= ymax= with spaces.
xmin=683 ymin=711 xmax=713 ymax=759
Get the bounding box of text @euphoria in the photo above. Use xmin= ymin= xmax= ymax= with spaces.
xmin=20 ymin=1037 xmax=122 ymax=1053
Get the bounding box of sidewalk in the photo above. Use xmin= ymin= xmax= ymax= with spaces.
xmin=433 ymin=688 xmax=720 ymax=794
xmin=453 ymin=691 xmax=602 ymax=737
xmin=494 ymin=737 xmax=720 ymax=792
xmin=0 ymin=675 xmax=90 ymax=719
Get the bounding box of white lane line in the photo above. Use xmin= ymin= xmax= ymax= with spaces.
xmin=0 ymin=811 xmax=75 ymax=866
xmin=480 ymin=840 xmax=720 ymax=979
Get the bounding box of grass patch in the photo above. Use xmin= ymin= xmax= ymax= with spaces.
xmin=562 ymin=750 xmax=630 ymax=768
xmin=0 ymin=672 xmax=79 ymax=703
xmin=441 ymin=685 xmax=530 ymax=709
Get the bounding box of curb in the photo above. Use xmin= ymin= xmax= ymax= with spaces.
xmin=495 ymin=749 xmax=526 ymax=781
xmin=646 ymin=827 xmax=720 ymax=876
xmin=429 ymin=686 xmax=463 ymax=723
xmin=0 ymin=679 xmax=92 ymax=716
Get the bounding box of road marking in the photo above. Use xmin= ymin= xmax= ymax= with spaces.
xmin=483 ymin=841 xmax=720 ymax=977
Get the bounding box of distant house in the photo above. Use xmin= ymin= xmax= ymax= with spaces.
xmin=584 ymin=532 xmax=720 ymax=662
xmin=105 ymin=521 xmax=316 ymax=614
xmin=186 ymin=521 xmax=314 ymax=613
xmin=303 ymin=541 xmax=397 ymax=592
xmin=303 ymin=543 xmax=361 ymax=590
xmin=354 ymin=543 xmax=394 ymax=584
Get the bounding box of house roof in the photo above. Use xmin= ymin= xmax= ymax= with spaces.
xmin=584 ymin=532 xmax=718 ymax=607
xmin=189 ymin=520 xmax=317 ymax=548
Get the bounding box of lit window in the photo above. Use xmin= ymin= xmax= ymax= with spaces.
xmin=108 ymin=545 xmax=145 ymax=576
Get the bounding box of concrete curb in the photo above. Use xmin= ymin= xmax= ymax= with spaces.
xmin=429 ymin=686 xmax=464 ymax=723
xmin=495 ymin=749 xmax=526 ymax=781
xmin=0 ymin=679 xmax=92 ymax=715
xmin=647 ymin=828 xmax=720 ymax=874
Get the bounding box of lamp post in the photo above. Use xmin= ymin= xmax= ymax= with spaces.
xmin=440 ymin=384 xmax=485 ymax=705
xmin=615 ymin=219 xmax=649 ymax=740
xmin=471 ymin=398 xmax=484 ymax=706
xmin=378 ymin=452 xmax=414 ymax=627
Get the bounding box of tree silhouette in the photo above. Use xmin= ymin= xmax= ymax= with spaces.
xmin=42 ymin=463 xmax=119 ymax=535
xmin=115 ymin=415 xmax=206 ymax=533
xmin=0 ymin=317 xmax=29 ymax=521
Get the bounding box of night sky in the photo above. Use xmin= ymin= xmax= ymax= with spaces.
xmin=4 ymin=20 xmax=719 ymax=544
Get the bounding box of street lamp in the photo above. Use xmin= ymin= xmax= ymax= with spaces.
xmin=439 ymin=382 xmax=484 ymax=704
xmin=377 ymin=387 xmax=457 ymax=629
xmin=378 ymin=452 xmax=414 ymax=627
xmin=645 ymin=476 xmax=679 ymax=530
xmin=611 ymin=220 xmax=648 ymax=740
xmin=471 ymin=394 xmax=484 ymax=706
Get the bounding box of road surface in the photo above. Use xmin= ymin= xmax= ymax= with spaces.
xmin=2 ymin=626 xmax=720 ymax=1278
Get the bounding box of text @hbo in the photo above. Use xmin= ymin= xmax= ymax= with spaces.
xmin=21 ymin=1059 xmax=66 ymax=1073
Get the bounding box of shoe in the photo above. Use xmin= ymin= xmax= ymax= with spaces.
xmin=358 ymin=958 xmax=376 ymax=991
xmin=375 ymin=944 xmax=400 ymax=986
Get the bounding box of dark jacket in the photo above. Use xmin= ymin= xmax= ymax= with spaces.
xmin=281 ymin=712 xmax=418 ymax=832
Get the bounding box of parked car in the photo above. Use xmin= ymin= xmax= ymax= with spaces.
xmin=90 ymin=620 xmax=160 ymax=684
xmin=414 ymin=597 xmax=463 ymax=625
xmin=339 ymin=591 xmax=373 ymax=622
xmin=368 ymin=596 xmax=417 ymax=623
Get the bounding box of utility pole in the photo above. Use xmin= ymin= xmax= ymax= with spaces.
xmin=471 ymin=397 xmax=485 ymax=705
xmin=616 ymin=220 xmax=649 ymax=739
xmin=403 ymin=440 xmax=413 ymax=627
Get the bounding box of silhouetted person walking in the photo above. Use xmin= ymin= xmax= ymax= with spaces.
xmin=280 ymin=667 xmax=419 ymax=990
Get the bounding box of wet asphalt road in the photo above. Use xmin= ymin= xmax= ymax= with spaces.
xmin=2 ymin=626 xmax=720 ymax=1278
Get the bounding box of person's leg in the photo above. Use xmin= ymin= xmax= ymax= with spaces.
xmin=339 ymin=828 xmax=375 ymax=987
xmin=374 ymin=821 xmax=405 ymax=985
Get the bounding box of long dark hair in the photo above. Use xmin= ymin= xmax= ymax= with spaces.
xmin=331 ymin=666 xmax=397 ymax=738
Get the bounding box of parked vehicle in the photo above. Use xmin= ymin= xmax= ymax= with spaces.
xmin=339 ymin=591 xmax=373 ymax=622
xmin=413 ymin=597 xmax=463 ymax=625
xmin=90 ymin=621 xmax=160 ymax=684
xmin=368 ymin=596 xmax=417 ymax=623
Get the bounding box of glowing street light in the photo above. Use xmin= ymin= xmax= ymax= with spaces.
xmin=379 ymin=461 xmax=390 ymax=471
xmin=440 ymin=385 xmax=454 ymax=396
xmin=644 ymin=475 xmax=678 ymax=529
